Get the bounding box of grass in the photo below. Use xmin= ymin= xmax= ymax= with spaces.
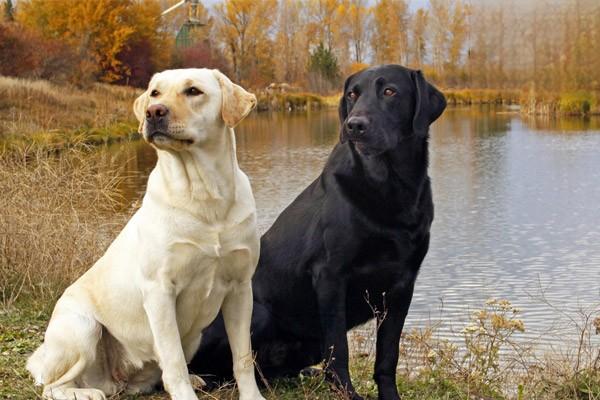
xmin=0 ymin=76 xmax=140 ymax=150
xmin=443 ymin=88 xmax=522 ymax=106
xmin=0 ymin=146 xmax=131 ymax=308
xmin=1 ymin=295 xmax=598 ymax=399
xmin=521 ymin=90 xmax=600 ymax=116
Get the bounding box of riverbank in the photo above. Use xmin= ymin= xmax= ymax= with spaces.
xmin=2 ymin=76 xmax=599 ymax=152
xmin=0 ymin=76 xmax=139 ymax=151
xmin=444 ymin=88 xmax=600 ymax=117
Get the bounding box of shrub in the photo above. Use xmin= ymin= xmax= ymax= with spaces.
xmin=0 ymin=22 xmax=80 ymax=84
xmin=558 ymin=92 xmax=596 ymax=116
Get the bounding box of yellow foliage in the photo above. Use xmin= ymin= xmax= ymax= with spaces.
xmin=371 ymin=0 xmax=408 ymax=65
xmin=215 ymin=0 xmax=277 ymax=85
xmin=16 ymin=0 xmax=168 ymax=83
xmin=349 ymin=62 xmax=369 ymax=74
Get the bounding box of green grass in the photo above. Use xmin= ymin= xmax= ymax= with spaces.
xmin=0 ymin=303 xmax=49 ymax=400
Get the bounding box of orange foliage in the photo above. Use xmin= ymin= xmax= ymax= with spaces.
xmin=349 ymin=62 xmax=370 ymax=74
xmin=214 ymin=0 xmax=277 ymax=86
xmin=16 ymin=0 xmax=168 ymax=84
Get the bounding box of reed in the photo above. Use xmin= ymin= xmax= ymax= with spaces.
xmin=0 ymin=145 xmax=130 ymax=309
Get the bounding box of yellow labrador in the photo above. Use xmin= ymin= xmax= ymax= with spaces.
xmin=27 ymin=69 xmax=265 ymax=400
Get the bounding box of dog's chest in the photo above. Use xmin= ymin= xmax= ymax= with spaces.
xmin=155 ymin=217 xmax=258 ymax=331
xmin=172 ymin=241 xmax=254 ymax=338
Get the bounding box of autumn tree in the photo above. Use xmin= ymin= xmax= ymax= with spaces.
xmin=3 ymin=0 xmax=13 ymax=22
xmin=305 ymin=0 xmax=340 ymax=53
xmin=116 ymin=0 xmax=172 ymax=87
xmin=347 ymin=0 xmax=369 ymax=64
xmin=428 ymin=0 xmax=450 ymax=78
xmin=410 ymin=8 xmax=428 ymax=69
xmin=274 ymin=0 xmax=308 ymax=83
xmin=16 ymin=0 xmax=169 ymax=84
xmin=214 ymin=0 xmax=277 ymax=85
xmin=0 ymin=22 xmax=77 ymax=81
xmin=446 ymin=0 xmax=469 ymax=85
xmin=308 ymin=42 xmax=340 ymax=93
xmin=371 ymin=0 xmax=409 ymax=65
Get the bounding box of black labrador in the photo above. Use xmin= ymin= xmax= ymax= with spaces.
xmin=190 ymin=65 xmax=446 ymax=400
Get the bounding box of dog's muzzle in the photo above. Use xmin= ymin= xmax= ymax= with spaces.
xmin=145 ymin=104 xmax=169 ymax=141
xmin=344 ymin=115 xmax=370 ymax=141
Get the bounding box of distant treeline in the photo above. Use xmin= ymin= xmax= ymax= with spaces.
xmin=1 ymin=0 xmax=599 ymax=98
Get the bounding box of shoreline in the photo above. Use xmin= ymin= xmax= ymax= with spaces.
xmin=1 ymin=75 xmax=598 ymax=152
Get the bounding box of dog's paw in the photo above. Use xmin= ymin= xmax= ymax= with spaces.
xmin=240 ymin=395 xmax=266 ymax=400
xmin=189 ymin=374 xmax=207 ymax=391
xmin=300 ymin=365 xmax=324 ymax=378
xmin=43 ymin=387 xmax=107 ymax=400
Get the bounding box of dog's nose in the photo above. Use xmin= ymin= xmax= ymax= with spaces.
xmin=346 ymin=116 xmax=369 ymax=136
xmin=146 ymin=104 xmax=169 ymax=122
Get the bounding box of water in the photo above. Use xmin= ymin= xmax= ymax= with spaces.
xmin=106 ymin=107 xmax=600 ymax=349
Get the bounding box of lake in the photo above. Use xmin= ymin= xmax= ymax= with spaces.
xmin=105 ymin=107 xmax=600 ymax=349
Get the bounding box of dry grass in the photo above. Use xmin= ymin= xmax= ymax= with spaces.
xmin=0 ymin=145 xmax=131 ymax=309
xmin=442 ymin=88 xmax=523 ymax=106
xmin=0 ymin=76 xmax=140 ymax=149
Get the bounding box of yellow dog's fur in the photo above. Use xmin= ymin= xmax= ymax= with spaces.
xmin=27 ymin=69 xmax=264 ymax=400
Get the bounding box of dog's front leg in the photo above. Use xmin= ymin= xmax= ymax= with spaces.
xmin=222 ymin=282 xmax=265 ymax=400
xmin=142 ymin=284 xmax=197 ymax=400
xmin=373 ymin=283 xmax=415 ymax=400
xmin=314 ymin=272 xmax=363 ymax=400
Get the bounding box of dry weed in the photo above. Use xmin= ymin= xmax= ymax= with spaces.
xmin=0 ymin=76 xmax=139 ymax=147
xmin=0 ymin=145 xmax=130 ymax=309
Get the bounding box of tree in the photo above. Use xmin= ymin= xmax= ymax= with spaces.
xmin=274 ymin=0 xmax=308 ymax=83
xmin=308 ymin=42 xmax=340 ymax=93
xmin=16 ymin=0 xmax=169 ymax=84
xmin=371 ymin=0 xmax=409 ymax=65
xmin=214 ymin=0 xmax=277 ymax=85
xmin=428 ymin=0 xmax=450 ymax=78
xmin=0 ymin=22 xmax=77 ymax=82
xmin=447 ymin=0 xmax=469 ymax=85
xmin=411 ymin=8 xmax=428 ymax=69
xmin=305 ymin=0 xmax=340 ymax=53
xmin=3 ymin=0 xmax=14 ymax=22
xmin=348 ymin=0 xmax=369 ymax=64
xmin=116 ymin=0 xmax=172 ymax=87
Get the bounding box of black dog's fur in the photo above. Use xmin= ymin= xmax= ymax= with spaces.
xmin=190 ymin=65 xmax=446 ymax=400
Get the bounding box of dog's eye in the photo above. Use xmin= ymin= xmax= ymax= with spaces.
xmin=150 ymin=89 xmax=160 ymax=97
xmin=383 ymin=88 xmax=396 ymax=97
xmin=347 ymin=91 xmax=358 ymax=101
xmin=185 ymin=87 xmax=203 ymax=96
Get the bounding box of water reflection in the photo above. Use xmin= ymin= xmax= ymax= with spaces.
xmin=103 ymin=108 xmax=600 ymax=348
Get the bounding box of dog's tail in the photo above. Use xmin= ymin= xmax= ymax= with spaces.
xmin=26 ymin=306 xmax=102 ymax=388
xmin=27 ymin=343 xmax=87 ymax=387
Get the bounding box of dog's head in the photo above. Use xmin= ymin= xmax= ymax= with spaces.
xmin=338 ymin=65 xmax=446 ymax=156
xmin=133 ymin=68 xmax=256 ymax=151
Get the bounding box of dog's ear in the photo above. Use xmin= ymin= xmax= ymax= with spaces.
xmin=133 ymin=90 xmax=150 ymax=134
xmin=213 ymin=69 xmax=257 ymax=128
xmin=412 ymin=70 xmax=446 ymax=135
xmin=338 ymin=72 xmax=357 ymax=144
